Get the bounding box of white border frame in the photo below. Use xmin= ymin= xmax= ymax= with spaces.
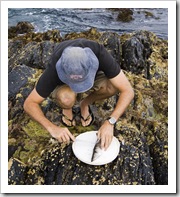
xmin=1 ymin=1 xmax=176 ymax=194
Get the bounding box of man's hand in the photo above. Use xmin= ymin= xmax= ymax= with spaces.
xmin=47 ymin=124 xmax=75 ymax=144
xmin=24 ymin=88 xmax=75 ymax=144
xmin=97 ymin=121 xmax=114 ymax=150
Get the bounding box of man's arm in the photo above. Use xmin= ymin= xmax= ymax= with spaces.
xmin=98 ymin=70 xmax=134 ymax=149
xmin=109 ymin=70 xmax=134 ymax=119
xmin=23 ymin=88 xmax=75 ymax=143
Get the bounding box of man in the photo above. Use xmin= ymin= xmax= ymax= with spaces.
xmin=24 ymin=38 xmax=134 ymax=150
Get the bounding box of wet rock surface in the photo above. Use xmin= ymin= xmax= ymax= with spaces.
xmin=107 ymin=8 xmax=134 ymax=22
xmin=8 ymin=22 xmax=168 ymax=185
xmin=8 ymin=65 xmax=37 ymax=100
xmin=117 ymin=9 xmax=134 ymax=22
xmin=8 ymin=21 xmax=34 ymax=39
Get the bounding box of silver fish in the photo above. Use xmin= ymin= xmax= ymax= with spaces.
xmin=91 ymin=138 xmax=103 ymax=162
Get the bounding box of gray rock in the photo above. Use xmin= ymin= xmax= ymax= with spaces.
xmin=9 ymin=41 xmax=59 ymax=69
xmin=8 ymin=64 xmax=37 ymax=100
xmin=122 ymin=36 xmax=145 ymax=74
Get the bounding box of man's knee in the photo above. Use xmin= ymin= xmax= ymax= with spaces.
xmin=54 ymin=86 xmax=76 ymax=108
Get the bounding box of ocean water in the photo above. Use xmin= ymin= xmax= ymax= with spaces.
xmin=8 ymin=8 xmax=168 ymax=40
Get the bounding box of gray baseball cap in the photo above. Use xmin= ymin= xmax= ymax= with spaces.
xmin=56 ymin=46 xmax=99 ymax=93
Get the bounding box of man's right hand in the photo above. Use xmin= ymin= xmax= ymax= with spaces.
xmin=24 ymin=88 xmax=75 ymax=144
xmin=47 ymin=124 xmax=75 ymax=143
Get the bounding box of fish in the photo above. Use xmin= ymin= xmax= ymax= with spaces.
xmin=91 ymin=138 xmax=103 ymax=162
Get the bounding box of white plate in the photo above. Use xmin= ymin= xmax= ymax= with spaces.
xmin=72 ymin=131 xmax=120 ymax=165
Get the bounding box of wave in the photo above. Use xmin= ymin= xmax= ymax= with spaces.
xmin=8 ymin=8 xmax=168 ymax=39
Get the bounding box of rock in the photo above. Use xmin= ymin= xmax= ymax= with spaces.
xmin=64 ymin=27 xmax=101 ymax=41
xmin=8 ymin=25 xmax=63 ymax=71
xmin=9 ymin=40 xmax=60 ymax=70
xmin=8 ymin=39 xmax=24 ymax=59
xmin=99 ymin=32 xmax=121 ymax=64
xmin=8 ymin=39 xmax=25 ymax=72
xmin=8 ymin=24 xmax=168 ymax=185
xmin=121 ymin=31 xmax=153 ymax=76
xmin=143 ymin=10 xmax=160 ymax=20
xmin=8 ymin=21 xmax=34 ymax=39
xmin=8 ymin=64 xmax=37 ymax=100
xmin=117 ymin=9 xmax=134 ymax=22
xmin=122 ymin=72 xmax=168 ymax=185
xmin=8 ymin=64 xmax=41 ymax=124
xmin=8 ymin=158 xmax=27 ymax=185
xmin=107 ymin=8 xmax=134 ymax=22
xmin=12 ymin=41 xmax=59 ymax=69
xmin=122 ymin=36 xmax=145 ymax=75
xmin=8 ymin=125 xmax=156 ymax=185
xmin=8 ymin=158 xmax=44 ymax=185
xmin=8 ymin=21 xmax=62 ymax=41
xmin=121 ymin=30 xmax=167 ymax=80
xmin=64 ymin=29 xmax=121 ymax=66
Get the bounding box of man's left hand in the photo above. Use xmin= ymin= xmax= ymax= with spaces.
xmin=97 ymin=120 xmax=114 ymax=150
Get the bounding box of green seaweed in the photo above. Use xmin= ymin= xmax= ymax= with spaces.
xmin=22 ymin=120 xmax=51 ymax=139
